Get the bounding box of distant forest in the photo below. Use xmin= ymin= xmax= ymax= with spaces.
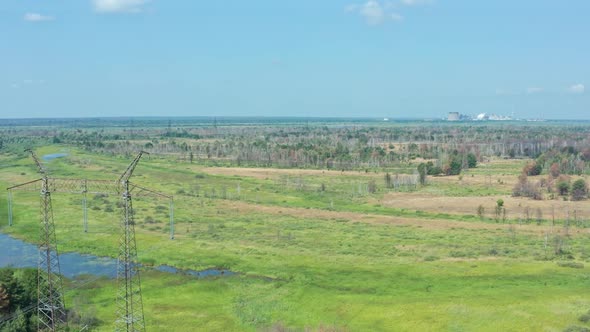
xmin=2 ymin=118 xmax=590 ymax=175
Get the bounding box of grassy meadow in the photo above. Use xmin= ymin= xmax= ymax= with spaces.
xmin=1 ymin=145 xmax=590 ymax=331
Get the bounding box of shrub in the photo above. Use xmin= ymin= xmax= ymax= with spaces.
xmin=417 ymin=162 xmax=442 ymax=182
xmin=477 ymin=205 xmax=485 ymax=220
xmin=93 ymin=193 xmax=108 ymax=200
xmin=571 ymin=179 xmax=588 ymax=201
xmin=579 ymin=311 xmax=590 ymax=323
xmin=428 ymin=166 xmax=443 ymax=175
xmin=550 ymin=162 xmax=561 ymax=178
xmin=417 ymin=163 xmax=428 ymax=185
xmin=467 ymin=153 xmax=477 ymax=168
xmin=494 ymin=200 xmax=504 ymax=222
xmin=556 ymin=261 xmax=584 ymax=269
xmin=557 ymin=179 xmax=570 ymax=195
xmin=524 ymin=162 xmax=542 ymax=176
xmin=512 ymin=174 xmax=542 ymax=199
xmin=446 ymin=157 xmax=462 ymax=175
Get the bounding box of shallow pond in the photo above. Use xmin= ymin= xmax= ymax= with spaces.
xmin=0 ymin=232 xmax=235 ymax=279
xmin=41 ymin=153 xmax=68 ymax=161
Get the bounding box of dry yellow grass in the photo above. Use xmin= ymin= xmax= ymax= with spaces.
xmin=201 ymin=166 xmax=383 ymax=179
xmin=215 ymin=200 xmax=585 ymax=237
xmin=428 ymin=173 xmax=515 ymax=191
xmin=381 ymin=192 xmax=590 ymax=221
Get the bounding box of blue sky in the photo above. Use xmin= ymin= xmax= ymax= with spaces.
xmin=1 ymin=0 xmax=588 ymax=119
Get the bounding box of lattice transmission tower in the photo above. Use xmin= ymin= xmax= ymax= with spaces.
xmin=28 ymin=149 xmax=67 ymax=331
xmin=8 ymin=177 xmax=174 ymax=238
xmin=7 ymin=151 xmax=173 ymax=332
xmin=115 ymin=151 xmax=147 ymax=332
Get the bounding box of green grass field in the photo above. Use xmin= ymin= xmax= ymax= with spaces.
xmin=2 ymin=146 xmax=590 ymax=331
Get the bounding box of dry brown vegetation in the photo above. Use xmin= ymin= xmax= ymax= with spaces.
xmin=380 ymin=192 xmax=590 ymax=221
xmin=200 ymin=166 xmax=386 ymax=179
xmin=216 ymin=200 xmax=584 ymax=237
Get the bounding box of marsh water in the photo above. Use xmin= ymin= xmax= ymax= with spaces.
xmin=6 ymin=153 xmax=236 ymax=279
xmin=42 ymin=153 xmax=69 ymax=161
xmin=0 ymin=232 xmax=234 ymax=279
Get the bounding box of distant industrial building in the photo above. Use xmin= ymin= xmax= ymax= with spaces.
xmin=445 ymin=112 xmax=514 ymax=121
xmin=475 ymin=113 xmax=513 ymax=121
xmin=476 ymin=113 xmax=488 ymax=121
xmin=447 ymin=112 xmax=460 ymax=121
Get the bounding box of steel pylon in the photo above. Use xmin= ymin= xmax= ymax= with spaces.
xmin=38 ymin=176 xmax=67 ymax=331
xmin=115 ymin=152 xmax=147 ymax=332
xmin=6 ymin=151 xmax=172 ymax=331
xmin=24 ymin=150 xmax=67 ymax=331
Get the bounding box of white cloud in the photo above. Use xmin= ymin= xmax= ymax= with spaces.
xmin=526 ymin=87 xmax=543 ymax=94
xmin=401 ymin=0 xmax=433 ymax=6
xmin=390 ymin=13 xmax=404 ymax=22
xmin=360 ymin=1 xmax=386 ymax=25
xmin=9 ymin=79 xmax=46 ymax=89
xmin=347 ymin=1 xmax=403 ymax=26
xmin=93 ymin=0 xmax=149 ymax=13
xmin=24 ymin=13 xmax=54 ymax=22
xmin=569 ymin=83 xmax=585 ymax=94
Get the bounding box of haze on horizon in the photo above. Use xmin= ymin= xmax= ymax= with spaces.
xmin=1 ymin=1 xmax=588 ymax=120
